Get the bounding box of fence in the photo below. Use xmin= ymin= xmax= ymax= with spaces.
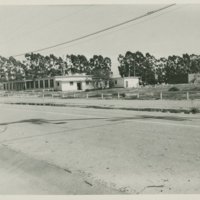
xmin=1 ymin=90 xmax=200 ymax=100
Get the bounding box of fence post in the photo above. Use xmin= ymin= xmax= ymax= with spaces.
xmin=42 ymin=92 xmax=44 ymax=104
xmin=160 ymin=91 xmax=163 ymax=100
xmin=137 ymin=93 xmax=140 ymax=99
xmin=86 ymin=93 xmax=88 ymax=99
xmin=101 ymin=93 xmax=104 ymax=99
xmin=74 ymin=93 xmax=76 ymax=98
xmin=186 ymin=91 xmax=189 ymax=100
xmin=117 ymin=92 xmax=120 ymax=99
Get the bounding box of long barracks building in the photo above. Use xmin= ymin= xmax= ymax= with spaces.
xmin=2 ymin=73 xmax=94 ymax=92
xmin=2 ymin=74 xmax=140 ymax=92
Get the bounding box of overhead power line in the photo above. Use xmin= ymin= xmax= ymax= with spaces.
xmin=48 ymin=4 xmax=184 ymax=55
xmin=12 ymin=4 xmax=176 ymax=58
xmin=0 ymin=6 xmax=92 ymax=46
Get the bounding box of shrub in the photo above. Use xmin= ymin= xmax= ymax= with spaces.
xmin=168 ymin=86 xmax=180 ymax=91
xmin=121 ymin=93 xmax=126 ymax=97
xmin=190 ymin=107 xmax=199 ymax=114
xmin=85 ymin=88 xmax=99 ymax=92
xmin=109 ymin=80 xmax=115 ymax=88
xmin=190 ymin=87 xmax=200 ymax=91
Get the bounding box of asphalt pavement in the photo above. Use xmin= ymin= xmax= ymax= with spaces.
xmin=0 ymin=104 xmax=200 ymax=194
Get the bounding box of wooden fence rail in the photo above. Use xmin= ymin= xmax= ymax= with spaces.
xmin=1 ymin=90 xmax=200 ymax=100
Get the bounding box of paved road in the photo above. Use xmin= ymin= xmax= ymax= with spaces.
xmin=0 ymin=104 xmax=200 ymax=194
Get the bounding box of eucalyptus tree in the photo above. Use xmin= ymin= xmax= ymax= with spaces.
xmin=78 ymin=55 xmax=89 ymax=73
xmin=165 ymin=55 xmax=188 ymax=84
xmin=23 ymin=53 xmax=44 ymax=79
xmin=43 ymin=54 xmax=63 ymax=77
xmin=0 ymin=56 xmax=9 ymax=81
xmin=189 ymin=54 xmax=200 ymax=73
xmin=117 ymin=54 xmax=129 ymax=77
xmin=141 ymin=53 xmax=157 ymax=84
xmin=7 ymin=56 xmax=25 ymax=80
xmin=89 ymin=55 xmax=112 ymax=88
xmin=156 ymin=57 xmax=167 ymax=84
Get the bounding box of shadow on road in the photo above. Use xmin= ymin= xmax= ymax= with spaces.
xmin=0 ymin=114 xmax=191 ymax=144
xmin=0 ymin=115 xmax=188 ymax=126
xmin=0 ymin=117 xmax=107 ymax=126
xmin=109 ymin=115 xmax=189 ymax=122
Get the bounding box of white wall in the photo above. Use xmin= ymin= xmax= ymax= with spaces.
xmin=54 ymin=76 xmax=94 ymax=91
xmin=113 ymin=78 xmax=124 ymax=88
xmin=61 ymin=82 xmax=77 ymax=91
xmin=124 ymin=78 xmax=139 ymax=88
xmin=82 ymin=82 xmax=94 ymax=90
xmin=112 ymin=77 xmax=139 ymax=88
xmin=188 ymin=73 xmax=200 ymax=83
xmin=54 ymin=81 xmax=94 ymax=91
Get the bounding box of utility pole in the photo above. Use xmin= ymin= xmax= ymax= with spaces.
xmin=62 ymin=55 xmax=65 ymax=75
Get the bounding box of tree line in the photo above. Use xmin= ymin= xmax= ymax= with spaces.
xmin=0 ymin=53 xmax=112 ymax=87
xmin=1 ymin=51 xmax=200 ymax=86
xmin=118 ymin=51 xmax=200 ymax=85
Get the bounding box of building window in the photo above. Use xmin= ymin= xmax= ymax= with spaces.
xmin=30 ymin=81 xmax=34 ymax=89
xmin=35 ymin=81 xmax=38 ymax=88
xmin=86 ymin=81 xmax=89 ymax=85
xmin=45 ymin=80 xmax=49 ymax=88
xmin=70 ymin=81 xmax=73 ymax=86
xmin=50 ymin=79 xmax=54 ymax=88
xmin=57 ymin=82 xmax=60 ymax=86
xmin=115 ymin=80 xmax=117 ymax=84
xmin=27 ymin=82 xmax=30 ymax=89
xmin=40 ymin=80 xmax=43 ymax=88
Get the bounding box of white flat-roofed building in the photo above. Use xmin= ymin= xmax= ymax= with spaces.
xmin=54 ymin=74 xmax=93 ymax=91
xmin=2 ymin=73 xmax=94 ymax=92
xmin=112 ymin=76 xmax=139 ymax=88
xmin=188 ymin=73 xmax=200 ymax=84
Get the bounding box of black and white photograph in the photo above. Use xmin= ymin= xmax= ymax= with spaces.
xmin=0 ymin=0 xmax=200 ymax=197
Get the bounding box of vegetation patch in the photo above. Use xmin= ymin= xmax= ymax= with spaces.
xmin=168 ymin=87 xmax=180 ymax=91
xmin=190 ymin=107 xmax=200 ymax=114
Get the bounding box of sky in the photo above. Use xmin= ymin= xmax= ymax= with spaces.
xmin=0 ymin=4 xmax=200 ymax=76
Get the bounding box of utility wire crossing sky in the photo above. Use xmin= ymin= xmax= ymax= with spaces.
xmin=0 ymin=4 xmax=200 ymax=75
xmin=12 ymin=4 xmax=175 ymax=57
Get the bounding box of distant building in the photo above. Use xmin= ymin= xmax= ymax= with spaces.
xmin=2 ymin=74 xmax=140 ymax=92
xmin=54 ymin=74 xmax=94 ymax=91
xmin=2 ymin=73 xmax=94 ymax=92
xmin=112 ymin=76 xmax=139 ymax=88
xmin=188 ymin=73 xmax=200 ymax=84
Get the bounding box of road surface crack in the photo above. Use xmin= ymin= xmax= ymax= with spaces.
xmin=84 ymin=180 xmax=93 ymax=186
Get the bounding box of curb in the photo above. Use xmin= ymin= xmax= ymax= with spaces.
xmin=6 ymin=102 xmax=200 ymax=114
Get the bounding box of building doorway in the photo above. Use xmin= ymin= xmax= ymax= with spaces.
xmin=77 ymin=82 xmax=82 ymax=90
